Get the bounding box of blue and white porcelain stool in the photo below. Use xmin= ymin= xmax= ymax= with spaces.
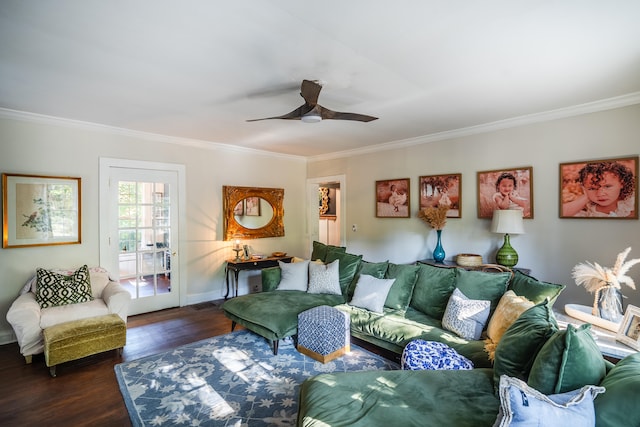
xmin=401 ymin=339 xmax=474 ymax=371
xmin=297 ymin=305 xmax=350 ymax=363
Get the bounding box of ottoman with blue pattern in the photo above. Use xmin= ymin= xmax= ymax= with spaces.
xmin=297 ymin=305 xmax=350 ymax=363
xmin=401 ymin=339 xmax=474 ymax=371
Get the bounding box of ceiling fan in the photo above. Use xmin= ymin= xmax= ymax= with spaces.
xmin=247 ymin=79 xmax=378 ymax=123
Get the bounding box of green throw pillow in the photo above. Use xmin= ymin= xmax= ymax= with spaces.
xmin=455 ymin=268 xmax=511 ymax=314
xmin=311 ymin=241 xmax=346 ymax=262
xmin=384 ymin=263 xmax=420 ymax=311
xmin=594 ymin=353 xmax=640 ymax=427
xmin=410 ymin=263 xmax=457 ymax=319
xmin=493 ymin=299 xmax=558 ymax=391
xmin=528 ymin=324 xmax=606 ymax=395
xmin=36 ymin=264 xmax=93 ymax=309
xmin=508 ymin=270 xmax=565 ymax=305
xmin=347 ymin=260 xmax=389 ymax=299
xmin=325 ymin=248 xmax=362 ymax=297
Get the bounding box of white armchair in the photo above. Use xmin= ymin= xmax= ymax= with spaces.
xmin=6 ymin=266 xmax=131 ymax=363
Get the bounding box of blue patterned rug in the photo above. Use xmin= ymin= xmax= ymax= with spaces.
xmin=115 ymin=330 xmax=398 ymax=426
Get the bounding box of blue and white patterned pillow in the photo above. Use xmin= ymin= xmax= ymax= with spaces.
xmin=442 ymin=288 xmax=491 ymax=340
xmin=401 ymin=339 xmax=474 ymax=370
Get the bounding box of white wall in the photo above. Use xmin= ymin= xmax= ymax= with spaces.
xmin=308 ymin=104 xmax=640 ymax=310
xmin=0 ymin=114 xmax=307 ymax=343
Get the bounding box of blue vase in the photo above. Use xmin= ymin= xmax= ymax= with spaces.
xmin=433 ymin=229 xmax=445 ymax=263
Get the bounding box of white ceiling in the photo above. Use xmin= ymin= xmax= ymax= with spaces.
xmin=1 ymin=1 xmax=639 ymax=158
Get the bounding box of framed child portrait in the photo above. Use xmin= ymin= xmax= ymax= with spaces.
xmin=617 ymin=305 xmax=640 ymax=350
xmin=476 ymin=167 xmax=533 ymax=219
xmin=376 ymin=178 xmax=410 ymax=218
xmin=419 ymin=174 xmax=461 ymax=218
xmin=559 ymin=156 xmax=638 ymax=219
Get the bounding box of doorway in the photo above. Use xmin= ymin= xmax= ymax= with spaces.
xmin=307 ymin=175 xmax=346 ymax=249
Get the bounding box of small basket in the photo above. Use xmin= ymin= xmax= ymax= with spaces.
xmin=456 ymin=254 xmax=483 ymax=267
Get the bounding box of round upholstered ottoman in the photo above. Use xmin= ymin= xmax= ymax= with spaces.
xmin=401 ymin=339 xmax=473 ymax=370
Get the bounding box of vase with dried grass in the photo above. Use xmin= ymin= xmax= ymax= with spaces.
xmin=418 ymin=205 xmax=449 ymax=263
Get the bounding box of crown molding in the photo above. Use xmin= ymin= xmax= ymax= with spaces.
xmin=308 ymin=91 xmax=640 ymax=162
xmin=0 ymin=108 xmax=306 ymax=162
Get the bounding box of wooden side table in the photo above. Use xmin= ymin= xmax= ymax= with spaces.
xmin=225 ymin=256 xmax=293 ymax=299
xmin=554 ymin=309 xmax=636 ymax=362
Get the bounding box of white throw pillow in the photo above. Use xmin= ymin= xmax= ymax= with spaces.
xmin=308 ymin=259 xmax=342 ymax=295
xmin=276 ymin=260 xmax=310 ymax=291
xmin=442 ymin=288 xmax=491 ymax=340
xmin=349 ymin=274 xmax=396 ymax=313
xmin=494 ymin=375 xmax=604 ymax=427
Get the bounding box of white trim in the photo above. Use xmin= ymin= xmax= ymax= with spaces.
xmin=308 ymin=91 xmax=640 ymax=161
xmin=0 ymin=108 xmax=306 ymax=162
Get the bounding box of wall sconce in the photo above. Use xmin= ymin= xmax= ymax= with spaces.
xmin=491 ymin=209 xmax=525 ymax=268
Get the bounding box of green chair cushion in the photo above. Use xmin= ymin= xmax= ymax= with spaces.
xmin=493 ymin=299 xmax=558 ymax=389
xmin=410 ymin=263 xmax=457 ymax=319
xmin=455 ymin=268 xmax=511 ymax=314
xmin=528 ymin=323 xmax=606 ymax=395
xmin=384 ymin=263 xmax=420 ymax=311
xmin=325 ymin=248 xmax=362 ymax=297
xmin=594 ymin=353 xmax=640 ymax=427
xmin=508 ymin=270 xmax=565 ymax=305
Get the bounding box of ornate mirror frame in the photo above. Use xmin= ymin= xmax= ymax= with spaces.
xmin=223 ymin=185 xmax=285 ymax=240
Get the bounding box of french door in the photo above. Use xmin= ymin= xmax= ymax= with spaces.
xmin=100 ymin=159 xmax=183 ymax=315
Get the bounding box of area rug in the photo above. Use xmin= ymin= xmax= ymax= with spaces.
xmin=115 ymin=330 xmax=398 ymax=426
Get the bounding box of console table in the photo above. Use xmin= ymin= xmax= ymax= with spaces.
xmin=225 ymin=256 xmax=293 ymax=299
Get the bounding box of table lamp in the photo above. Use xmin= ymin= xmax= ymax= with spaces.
xmin=232 ymin=236 xmax=244 ymax=261
xmin=491 ymin=209 xmax=525 ymax=268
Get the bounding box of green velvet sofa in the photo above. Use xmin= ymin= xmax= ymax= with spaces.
xmin=298 ymin=300 xmax=640 ymax=427
xmin=222 ymin=243 xmax=564 ymax=366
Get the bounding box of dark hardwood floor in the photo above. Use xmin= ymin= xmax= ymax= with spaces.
xmin=0 ymin=300 xmax=236 ymax=427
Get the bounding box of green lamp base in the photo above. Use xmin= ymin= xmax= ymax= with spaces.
xmin=496 ymin=233 xmax=518 ymax=268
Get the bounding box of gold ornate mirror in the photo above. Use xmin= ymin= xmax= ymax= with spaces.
xmin=223 ymin=186 xmax=285 ymax=240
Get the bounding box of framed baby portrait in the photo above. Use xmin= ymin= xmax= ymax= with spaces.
xmin=419 ymin=174 xmax=462 ymax=218
xmin=616 ymin=305 xmax=640 ymax=350
xmin=559 ymin=156 xmax=638 ymax=219
xmin=2 ymin=173 xmax=81 ymax=248
xmin=376 ymin=178 xmax=410 ymax=218
xmin=477 ymin=167 xmax=533 ymax=219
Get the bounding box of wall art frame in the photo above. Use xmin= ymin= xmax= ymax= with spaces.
xmin=419 ymin=173 xmax=462 ymax=218
xmin=616 ymin=304 xmax=640 ymax=350
xmin=2 ymin=173 xmax=81 ymax=248
xmin=376 ymin=178 xmax=410 ymax=218
xmin=477 ymin=166 xmax=533 ymax=219
xmin=559 ymin=156 xmax=638 ymax=219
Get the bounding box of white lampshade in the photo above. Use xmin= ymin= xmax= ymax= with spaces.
xmin=491 ymin=209 xmax=525 ymax=234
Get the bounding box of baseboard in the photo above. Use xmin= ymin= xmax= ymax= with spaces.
xmin=0 ymin=327 xmax=17 ymax=345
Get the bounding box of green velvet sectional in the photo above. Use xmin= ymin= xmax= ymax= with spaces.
xmin=222 ymin=242 xmax=563 ymax=367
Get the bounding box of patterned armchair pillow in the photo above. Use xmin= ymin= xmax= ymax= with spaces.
xmin=35 ymin=264 xmax=94 ymax=309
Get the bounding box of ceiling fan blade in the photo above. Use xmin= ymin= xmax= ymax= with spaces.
xmin=318 ymin=105 xmax=378 ymax=122
xmin=300 ymin=80 xmax=322 ymax=106
xmin=246 ymin=103 xmax=314 ymax=122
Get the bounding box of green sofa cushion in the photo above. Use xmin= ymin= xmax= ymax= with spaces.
xmin=528 ymin=324 xmax=606 ymax=395
xmin=508 ymin=270 xmax=565 ymax=305
xmin=261 ymin=267 xmax=281 ymax=292
xmin=594 ymin=353 xmax=640 ymax=427
xmin=384 ymin=263 xmax=420 ymax=311
xmin=311 ymin=240 xmax=346 ymax=262
xmin=454 ymin=268 xmax=511 ymax=314
xmin=347 ymin=260 xmax=389 ymax=299
xmin=222 ymin=291 xmax=345 ymax=341
xmin=493 ymin=299 xmax=558 ymax=388
xmin=325 ymin=248 xmax=363 ymax=296
xmin=298 ymin=368 xmax=500 ymax=427
xmin=410 ymin=263 xmax=457 ymax=320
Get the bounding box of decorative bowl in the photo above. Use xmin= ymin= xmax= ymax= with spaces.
xmin=271 ymin=252 xmax=287 ymax=257
xmin=456 ymin=253 xmax=483 ymax=267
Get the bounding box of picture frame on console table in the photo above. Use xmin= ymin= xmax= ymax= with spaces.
xmin=616 ymin=304 xmax=640 ymax=350
xmin=559 ymin=156 xmax=638 ymax=219
xmin=2 ymin=173 xmax=81 ymax=248
xmin=376 ymin=178 xmax=410 ymax=218
xmin=476 ymin=167 xmax=533 ymax=219
xmin=419 ymin=174 xmax=461 ymax=218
